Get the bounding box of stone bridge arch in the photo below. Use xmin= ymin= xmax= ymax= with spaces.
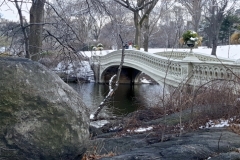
xmin=90 ymin=49 xmax=237 ymax=87
xmin=97 ymin=57 xmax=171 ymax=86
xmin=100 ymin=65 xmax=141 ymax=84
xmin=100 ymin=63 xmax=151 ymax=84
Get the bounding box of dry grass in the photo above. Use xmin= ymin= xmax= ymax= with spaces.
xmin=82 ymin=146 xmax=116 ymax=160
xmin=230 ymin=32 xmax=240 ymax=44
xmin=230 ymin=124 xmax=240 ymax=135
xmin=82 ymin=152 xmax=116 ymax=160
xmin=190 ymin=81 xmax=240 ymax=125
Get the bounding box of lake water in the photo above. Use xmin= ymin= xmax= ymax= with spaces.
xmin=68 ymin=83 xmax=163 ymax=116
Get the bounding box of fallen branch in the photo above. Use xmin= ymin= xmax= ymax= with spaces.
xmin=91 ymin=35 xmax=126 ymax=121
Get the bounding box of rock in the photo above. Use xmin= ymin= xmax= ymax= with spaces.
xmin=89 ymin=128 xmax=240 ymax=160
xmin=89 ymin=125 xmax=104 ymax=137
xmin=0 ymin=57 xmax=90 ymax=159
xmin=210 ymin=152 xmax=240 ymax=160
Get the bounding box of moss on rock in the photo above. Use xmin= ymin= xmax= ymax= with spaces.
xmin=0 ymin=57 xmax=89 ymax=159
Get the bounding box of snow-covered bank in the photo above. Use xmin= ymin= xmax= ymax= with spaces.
xmin=53 ymin=60 xmax=95 ymax=82
xmin=146 ymin=45 xmax=240 ymax=60
xmin=82 ymin=45 xmax=240 ymax=60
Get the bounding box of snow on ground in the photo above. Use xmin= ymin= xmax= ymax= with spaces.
xmin=146 ymin=45 xmax=240 ymax=60
xmin=124 ymin=118 xmax=239 ymax=134
xmin=199 ymin=119 xmax=230 ymax=129
xmin=140 ymin=77 xmax=151 ymax=84
xmin=0 ymin=47 xmax=5 ymax=53
xmin=127 ymin=127 xmax=153 ymax=133
xmin=199 ymin=118 xmax=240 ymax=129
xmin=82 ymin=50 xmax=113 ymax=57
xmin=90 ymin=120 xmax=109 ymax=128
xmin=90 ymin=114 xmax=95 ymax=120
xmin=54 ymin=60 xmax=95 ymax=82
xmin=82 ymin=45 xmax=240 ymax=60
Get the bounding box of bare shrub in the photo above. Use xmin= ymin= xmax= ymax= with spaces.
xmin=182 ymin=80 xmax=240 ymax=130
xmin=132 ymin=107 xmax=164 ymax=121
xmin=230 ymin=124 xmax=240 ymax=135
xmin=126 ymin=80 xmax=240 ymax=133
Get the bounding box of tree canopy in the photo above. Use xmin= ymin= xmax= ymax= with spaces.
xmin=0 ymin=0 xmax=239 ymax=57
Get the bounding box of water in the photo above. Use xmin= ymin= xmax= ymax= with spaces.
xmin=68 ymin=83 xmax=163 ymax=116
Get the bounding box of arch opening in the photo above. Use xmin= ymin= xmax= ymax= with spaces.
xmin=100 ymin=66 xmax=157 ymax=84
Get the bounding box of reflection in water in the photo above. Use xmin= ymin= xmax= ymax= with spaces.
xmin=68 ymin=83 xmax=163 ymax=116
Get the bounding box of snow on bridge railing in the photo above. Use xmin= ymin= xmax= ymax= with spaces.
xmin=154 ymin=51 xmax=235 ymax=63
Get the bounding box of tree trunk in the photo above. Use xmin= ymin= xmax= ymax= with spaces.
xmin=134 ymin=12 xmax=141 ymax=50
xmin=211 ymin=37 xmax=218 ymax=55
xmin=206 ymin=32 xmax=212 ymax=48
xmin=29 ymin=0 xmax=45 ymax=61
xmin=143 ymin=14 xmax=149 ymax=52
xmin=192 ymin=0 xmax=201 ymax=32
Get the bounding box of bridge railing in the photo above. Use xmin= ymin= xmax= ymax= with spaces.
xmin=154 ymin=51 xmax=235 ymax=63
xmin=98 ymin=50 xmax=183 ymax=79
xmin=125 ymin=50 xmax=182 ymax=78
xmin=91 ymin=50 xmax=240 ymax=86
xmin=191 ymin=61 xmax=240 ymax=85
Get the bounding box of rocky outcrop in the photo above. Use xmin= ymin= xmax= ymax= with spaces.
xmin=88 ymin=107 xmax=240 ymax=160
xmin=90 ymin=128 xmax=240 ymax=160
xmin=0 ymin=57 xmax=89 ymax=159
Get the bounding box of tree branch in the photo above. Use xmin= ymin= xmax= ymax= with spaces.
xmin=91 ymin=34 xmax=126 ymax=121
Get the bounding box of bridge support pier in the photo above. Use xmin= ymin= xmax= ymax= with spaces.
xmin=181 ymin=62 xmax=193 ymax=84
xmin=90 ymin=56 xmax=100 ymax=83
xmin=181 ymin=55 xmax=201 ymax=86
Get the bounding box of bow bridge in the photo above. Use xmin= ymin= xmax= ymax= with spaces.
xmin=90 ymin=50 xmax=240 ymax=87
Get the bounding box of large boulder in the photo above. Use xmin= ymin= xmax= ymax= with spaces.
xmin=0 ymin=57 xmax=90 ymax=159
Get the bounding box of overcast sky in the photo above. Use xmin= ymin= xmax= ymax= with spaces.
xmin=0 ymin=1 xmax=30 ymax=21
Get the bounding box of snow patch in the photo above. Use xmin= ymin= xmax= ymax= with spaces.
xmin=140 ymin=77 xmax=151 ymax=84
xmin=146 ymin=45 xmax=240 ymax=60
xmin=199 ymin=119 xmax=230 ymax=129
xmin=90 ymin=114 xmax=94 ymax=120
xmin=53 ymin=60 xmax=94 ymax=82
xmin=190 ymin=37 xmax=198 ymax=41
xmin=127 ymin=126 xmax=153 ymax=133
xmin=90 ymin=120 xmax=109 ymax=128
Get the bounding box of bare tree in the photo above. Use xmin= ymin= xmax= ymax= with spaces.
xmin=94 ymin=1 xmax=134 ymax=50
xmin=114 ymin=0 xmax=159 ymax=50
xmin=91 ymin=15 xmax=108 ymax=42
xmin=203 ymin=0 xmax=237 ymax=55
xmin=8 ymin=0 xmax=46 ymax=60
xmin=2 ymin=0 xmax=109 ymax=59
xmin=142 ymin=0 xmax=176 ymax=51
xmin=178 ymin=0 xmax=207 ymax=32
